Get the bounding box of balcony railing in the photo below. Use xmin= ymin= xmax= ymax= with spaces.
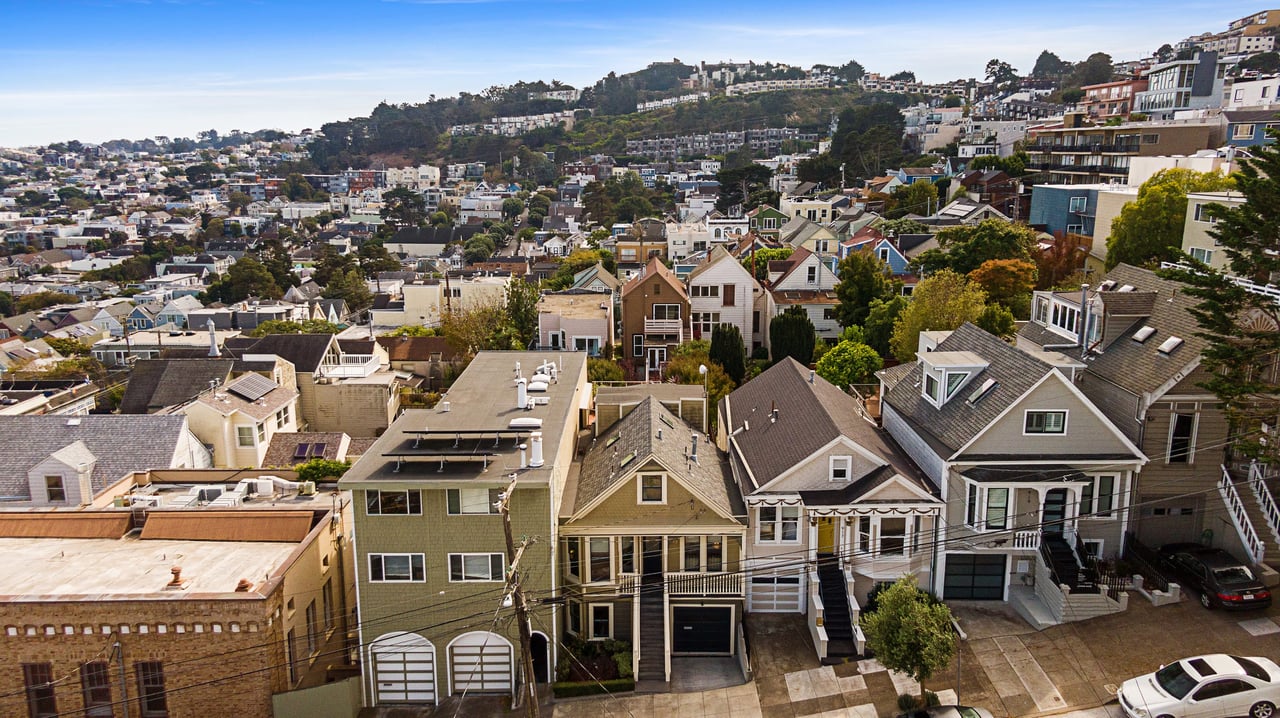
xmin=1014 ymin=530 xmax=1041 ymax=550
xmin=617 ymin=573 xmax=640 ymax=595
xmin=644 ymin=318 xmax=684 ymax=341
xmin=667 ymin=571 xmax=743 ymax=596
xmin=320 ymin=354 xmax=379 ymax=378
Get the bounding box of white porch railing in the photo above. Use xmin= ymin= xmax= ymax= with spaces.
xmin=667 ymin=571 xmax=743 ymax=596
xmin=807 ymin=569 xmax=828 ymax=660
xmin=1248 ymin=461 xmax=1280 ymax=545
xmin=617 ymin=573 xmax=640 ymax=596
xmin=643 ymin=318 xmax=684 ymax=340
xmin=320 ymin=354 xmax=379 ymax=378
xmin=843 ymin=567 xmax=866 ymax=655
xmin=1220 ymin=464 xmax=1267 ymax=565
xmin=1013 ymin=530 xmax=1041 ymax=550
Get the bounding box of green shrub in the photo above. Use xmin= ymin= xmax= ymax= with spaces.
xmin=613 ymin=652 xmax=633 ymax=680
xmin=551 ymin=678 xmax=635 ymax=698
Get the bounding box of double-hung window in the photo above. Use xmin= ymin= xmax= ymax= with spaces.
xmin=24 ymin=663 xmax=56 ymax=718
xmin=758 ymin=506 xmax=800 ymax=542
xmin=80 ymin=662 xmax=112 ymax=718
xmin=367 ymin=490 xmax=423 ymax=515
xmin=369 ymin=553 xmax=425 ymax=582
xmin=683 ymin=536 xmax=701 ymax=571
xmin=638 ymin=474 xmax=665 ymax=503
xmin=236 ymin=426 xmax=256 ymax=447
xmin=1081 ymin=475 xmax=1117 ymax=518
xmin=446 ymin=488 xmax=501 ymax=515
xmin=966 ymin=484 xmax=1009 ymax=530
xmin=985 ymin=488 xmax=1009 ymax=530
xmin=589 ymin=604 xmax=612 ymax=640
xmin=830 ymin=456 xmax=851 ymax=481
xmin=588 ymin=538 xmax=611 ymax=582
xmin=449 ymin=553 xmax=505 ymax=582
xmin=135 ymin=662 xmax=168 ymax=718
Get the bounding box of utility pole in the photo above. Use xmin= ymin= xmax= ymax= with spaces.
xmin=114 ymin=639 xmax=130 ymax=718
xmin=499 ymin=474 xmax=539 ymax=718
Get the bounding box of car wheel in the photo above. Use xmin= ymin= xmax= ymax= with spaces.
xmin=1252 ymin=701 xmax=1277 ymax=718
xmin=1199 ymin=590 xmax=1213 ymax=609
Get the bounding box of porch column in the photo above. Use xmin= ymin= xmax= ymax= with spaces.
xmin=1034 ymin=487 xmax=1048 ymax=531
xmin=807 ymin=512 xmax=818 ymax=563
xmin=1066 ymin=484 xmax=1083 ymax=532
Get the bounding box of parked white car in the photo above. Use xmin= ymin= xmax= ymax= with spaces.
xmin=1118 ymin=654 xmax=1280 ymax=718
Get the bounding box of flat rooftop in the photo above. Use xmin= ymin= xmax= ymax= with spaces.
xmin=339 ymin=351 xmax=588 ymax=486
xmin=538 ymin=293 xmax=609 ymax=320
xmin=0 ymin=536 xmax=296 ymax=598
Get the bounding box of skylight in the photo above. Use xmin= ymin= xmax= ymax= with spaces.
xmin=967 ymin=378 xmax=998 ymax=405
xmin=1117 ymin=284 xmax=1135 ymax=292
xmin=1158 ymin=336 xmax=1184 ymax=355
xmin=1098 ymin=280 xmax=1117 ymax=291
xmin=1132 ymin=326 xmax=1156 ymax=343
xmin=620 ymin=451 xmax=636 ymax=468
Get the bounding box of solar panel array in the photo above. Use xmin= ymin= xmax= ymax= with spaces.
xmin=225 ymin=372 xmax=278 ymax=402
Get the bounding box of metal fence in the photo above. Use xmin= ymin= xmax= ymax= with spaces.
xmin=1124 ymin=531 xmax=1170 ymax=593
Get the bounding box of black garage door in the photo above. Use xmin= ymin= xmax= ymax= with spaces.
xmin=943 ymin=554 xmax=1006 ymax=600
xmin=671 ymin=606 xmax=732 ymax=654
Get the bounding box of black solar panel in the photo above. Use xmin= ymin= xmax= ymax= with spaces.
xmin=226 ymin=372 xmax=278 ymax=402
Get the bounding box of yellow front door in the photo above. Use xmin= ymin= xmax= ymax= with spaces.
xmin=817 ymin=517 xmax=836 ymax=555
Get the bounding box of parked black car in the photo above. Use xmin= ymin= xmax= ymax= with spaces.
xmin=1158 ymin=542 xmax=1272 ymax=610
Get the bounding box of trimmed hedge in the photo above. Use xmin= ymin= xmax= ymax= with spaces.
xmin=552 ymin=678 xmax=635 ymax=698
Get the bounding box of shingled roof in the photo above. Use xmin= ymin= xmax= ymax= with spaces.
xmin=0 ymin=415 xmax=197 ymax=500
xmin=723 ymin=357 xmax=931 ymax=494
xmin=118 ymin=359 xmax=235 ymax=414
xmin=573 ymin=396 xmax=741 ymax=521
xmin=880 ymin=323 xmax=1054 ymax=456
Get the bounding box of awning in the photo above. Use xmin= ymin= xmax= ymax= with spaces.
xmin=960 ymin=465 xmax=1087 ymax=483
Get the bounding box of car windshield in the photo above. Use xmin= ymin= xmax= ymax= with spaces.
xmin=956 ymin=709 xmax=982 ymax=718
xmin=1156 ymin=662 xmax=1199 ymax=699
xmin=1233 ymin=656 xmax=1271 ymax=682
xmin=1214 ymin=566 xmax=1256 ymax=584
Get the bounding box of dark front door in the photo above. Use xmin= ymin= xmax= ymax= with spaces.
xmin=671 ymin=607 xmax=732 ymax=654
xmin=641 ymin=537 xmax=663 ymax=575
xmin=530 ymin=632 xmax=549 ymax=683
xmin=1043 ymin=488 xmax=1068 ymax=534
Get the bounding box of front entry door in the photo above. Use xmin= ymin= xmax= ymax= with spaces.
xmin=641 ymin=537 xmax=663 ymax=575
xmin=816 ymin=517 xmax=836 ymax=556
xmin=1043 ymin=488 xmax=1068 ymax=535
xmin=647 ymin=347 xmax=667 ymax=372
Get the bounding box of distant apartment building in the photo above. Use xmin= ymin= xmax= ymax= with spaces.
xmin=1188 ymin=9 xmax=1280 ymax=55
xmin=724 ymin=76 xmax=832 ymax=96
xmin=528 ymin=88 xmax=581 ymax=103
xmin=1078 ymin=78 xmax=1149 ymax=120
xmin=636 ymin=92 xmax=709 ymax=112
xmin=624 ymin=128 xmax=818 ymax=161
xmin=1180 ymin=190 xmax=1244 ymax=271
xmin=1135 ymin=51 xmax=1231 ymax=120
xmin=1026 ymin=115 xmax=1225 ymax=185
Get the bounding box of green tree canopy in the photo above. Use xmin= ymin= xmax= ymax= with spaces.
xmin=587 ymin=358 xmax=625 ymax=383
xmin=863 ymin=296 xmax=908 ymax=358
xmin=664 ymin=351 xmax=734 ymax=433
xmin=505 ymin=279 xmax=540 ymax=349
xmin=709 ymin=323 xmax=747 ymax=385
xmin=206 ymin=256 xmax=282 ymax=303
xmin=16 ymin=291 xmax=79 ymax=314
xmin=1032 ymin=50 xmax=1070 ymax=78
xmin=913 ymin=219 xmax=1037 ymax=276
xmin=715 ymin=164 xmax=774 ymax=214
xmin=834 ymin=249 xmax=898 ymax=327
xmin=968 ymin=258 xmax=1038 ymax=310
xmin=860 ymin=576 xmax=956 ymax=708
xmin=1163 ymin=129 xmax=1280 ymax=463
xmin=815 ymin=340 xmax=883 ymax=390
xmin=381 ymin=186 xmax=428 ymax=228
xmin=323 ymin=268 xmax=373 ymax=312
xmin=1106 ymin=168 xmax=1235 ymax=269
xmin=890 ymin=270 xmax=988 ymax=361
xmin=246 ymin=319 xmax=341 ymax=337
xmin=740 ymin=247 xmax=792 ymax=281
xmin=770 ymin=306 xmax=816 ymax=366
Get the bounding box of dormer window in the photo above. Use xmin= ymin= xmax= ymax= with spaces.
xmin=638 ymin=474 xmax=666 ymax=504
xmin=924 ymin=373 xmax=940 ymax=403
xmin=830 ymin=456 xmax=852 ymax=482
xmin=946 ymin=372 xmax=969 ymax=399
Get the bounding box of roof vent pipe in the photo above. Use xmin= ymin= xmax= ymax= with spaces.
xmin=529 ymin=432 xmax=545 ymax=468
xmin=809 ymin=370 xmax=815 ymax=384
xmin=207 ymin=318 xmax=220 ymax=357
xmin=516 ymin=377 xmax=527 ymax=410
xmin=519 ymin=443 xmax=528 ymax=469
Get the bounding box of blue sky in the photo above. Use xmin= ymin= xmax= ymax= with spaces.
xmin=0 ymin=0 xmax=1268 ymax=146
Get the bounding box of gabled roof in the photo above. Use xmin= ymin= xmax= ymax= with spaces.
xmin=119 ymin=358 xmax=235 ymax=414
xmin=723 ymin=358 xmax=931 ymax=495
xmin=0 ymin=415 xmax=195 ymax=500
xmin=1083 ymin=264 xmax=1207 ymax=397
xmin=572 ymin=396 xmax=740 ymax=521
xmin=880 ymin=323 xmax=1054 ymax=455
xmin=685 ymin=244 xmax=752 ymax=284
xmin=621 ymin=256 xmax=688 ymax=300
xmin=375 ymin=335 xmax=457 ymax=362
xmin=224 ymin=333 xmax=336 ymax=373
xmin=570 ymin=263 xmax=622 ymax=291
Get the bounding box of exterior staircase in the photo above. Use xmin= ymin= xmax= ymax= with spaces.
xmin=815 ymin=557 xmax=857 ymax=660
xmin=636 ymin=573 xmax=666 ymax=684
xmin=1041 ymin=533 xmax=1093 ymax=591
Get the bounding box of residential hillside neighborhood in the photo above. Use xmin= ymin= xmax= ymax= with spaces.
xmin=12 ymin=8 xmax=1280 ymax=718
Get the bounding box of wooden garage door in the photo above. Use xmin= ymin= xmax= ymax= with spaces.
xmin=671 ymin=606 xmax=732 ymax=654
xmin=943 ymin=554 xmax=1006 ymax=600
xmin=372 ymin=634 xmax=436 ymax=704
xmin=450 ymin=632 xmax=513 ymax=694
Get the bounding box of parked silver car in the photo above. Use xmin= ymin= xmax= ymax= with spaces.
xmin=1118 ymin=654 xmax=1280 ymax=718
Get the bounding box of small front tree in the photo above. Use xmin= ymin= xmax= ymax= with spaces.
xmin=815 ymin=340 xmax=883 ymax=391
xmin=709 ymin=323 xmax=746 ymax=385
xmin=770 ymin=306 xmax=816 ymax=366
xmin=861 ymin=576 xmax=957 ymax=709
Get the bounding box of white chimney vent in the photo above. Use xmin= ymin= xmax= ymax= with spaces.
xmin=529 ymin=432 xmax=545 ymax=468
xmin=516 ymin=377 xmax=527 ymax=409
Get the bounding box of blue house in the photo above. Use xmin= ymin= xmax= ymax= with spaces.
xmin=1029 ymin=184 xmax=1104 ymax=238
xmin=1225 ymin=109 xmax=1280 ymax=148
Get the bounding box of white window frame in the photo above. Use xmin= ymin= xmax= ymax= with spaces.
xmin=366 ymin=489 xmax=423 ymax=516
xmin=633 ymin=334 xmax=643 ymax=358
xmin=1189 ymin=247 xmax=1214 ymax=264
xmin=256 ymin=422 xmax=266 ymax=443
xmin=447 ymin=552 xmax=505 ymax=582
xmin=1193 ymin=203 xmax=1219 ymax=223
xmin=757 ymin=505 xmax=801 ymax=543
xmin=1024 ymin=410 xmax=1068 ymax=435
xmin=829 ymin=456 xmax=852 ymax=482
xmin=1068 ymin=196 xmax=1087 ymax=212
xmin=1233 ymin=123 xmax=1257 ymax=140
xmin=964 ymin=482 xmax=1011 ymax=531
xmin=587 ymin=537 xmax=612 ymax=583
xmin=1167 ymin=410 xmax=1199 ymax=464
xmin=369 ymin=553 xmax=425 ymax=583
xmin=637 ymin=473 xmax=666 ymax=504
xmin=691 ymin=285 xmax=719 ymax=298
xmin=275 ymin=405 xmax=291 ymax=430
xmin=1081 ymin=473 xmax=1119 ymax=519
xmin=446 ymin=488 xmax=500 ymax=515
xmin=1066 ymin=223 xmax=1084 ymax=235
xmin=924 ymin=372 xmax=940 ymax=404
xmin=236 ymin=425 xmax=256 ymax=447
xmin=588 ymin=603 xmax=613 ymax=641
xmin=806 ymin=266 xmax=818 ymax=284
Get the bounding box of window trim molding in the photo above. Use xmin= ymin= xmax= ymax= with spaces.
xmin=366 ymin=489 xmax=423 ymax=516
xmin=368 ymin=553 xmax=426 ymax=583
xmin=1023 ymin=409 xmax=1068 ymax=435
xmin=829 ymin=456 xmax=852 ymax=482
xmin=587 ymin=603 xmax=613 ymax=641
xmin=637 ymin=472 xmax=667 ymax=504
xmin=756 ymin=505 xmax=801 ymax=544
xmin=446 ymin=487 xmax=500 ymax=515
xmin=447 ymin=552 xmax=506 ymax=583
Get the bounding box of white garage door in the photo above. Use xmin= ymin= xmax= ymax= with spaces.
xmin=371 ymin=632 xmax=436 ymax=704
xmin=748 ymin=569 xmax=802 ymax=612
xmin=450 ymin=631 xmax=513 ymax=695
